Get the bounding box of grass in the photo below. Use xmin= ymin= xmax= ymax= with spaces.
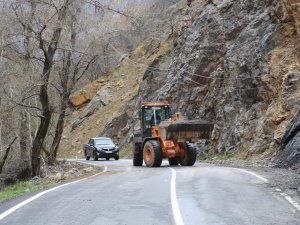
xmin=0 ymin=181 xmax=53 ymax=202
xmin=209 ymin=153 xmax=235 ymax=161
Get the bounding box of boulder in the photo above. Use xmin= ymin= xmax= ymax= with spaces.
xmin=69 ymin=90 xmax=94 ymax=107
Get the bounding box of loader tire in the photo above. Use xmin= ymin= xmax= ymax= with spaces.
xmin=133 ymin=145 xmax=143 ymax=166
xmin=168 ymin=157 xmax=179 ymax=166
xmin=179 ymin=142 xmax=197 ymax=166
xmin=143 ymin=140 xmax=163 ymax=167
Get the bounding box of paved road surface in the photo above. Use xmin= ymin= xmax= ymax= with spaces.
xmin=0 ymin=159 xmax=299 ymax=225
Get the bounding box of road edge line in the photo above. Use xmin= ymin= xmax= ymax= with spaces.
xmin=279 ymin=192 xmax=300 ymax=212
xmin=239 ymin=168 xmax=300 ymax=212
xmin=169 ymin=168 xmax=184 ymax=225
xmin=0 ymin=166 xmax=108 ymax=221
xmin=238 ymin=168 xmax=269 ymax=183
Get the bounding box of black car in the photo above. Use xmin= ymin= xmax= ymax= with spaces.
xmin=83 ymin=137 xmax=119 ymax=161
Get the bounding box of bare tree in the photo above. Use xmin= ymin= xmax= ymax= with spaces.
xmin=8 ymin=0 xmax=73 ymax=176
xmin=48 ymin=11 xmax=98 ymax=163
xmin=31 ymin=0 xmax=72 ymax=176
xmin=1 ymin=0 xmax=166 ymax=177
xmin=18 ymin=0 xmax=36 ymax=176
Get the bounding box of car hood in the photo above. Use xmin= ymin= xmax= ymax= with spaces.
xmin=95 ymin=144 xmax=116 ymax=149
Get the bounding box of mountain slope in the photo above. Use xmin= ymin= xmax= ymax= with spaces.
xmin=143 ymin=0 xmax=300 ymax=165
xmin=61 ymin=0 xmax=300 ymax=166
xmin=59 ymin=39 xmax=173 ymax=157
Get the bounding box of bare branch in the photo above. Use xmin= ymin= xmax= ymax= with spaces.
xmin=49 ymin=82 xmax=62 ymax=94
xmin=0 ymin=137 xmax=18 ymax=173
xmin=75 ymin=55 xmax=99 ymax=82
xmin=3 ymin=88 xmax=42 ymax=111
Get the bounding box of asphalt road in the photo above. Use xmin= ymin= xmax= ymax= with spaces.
xmin=0 ymin=159 xmax=300 ymax=225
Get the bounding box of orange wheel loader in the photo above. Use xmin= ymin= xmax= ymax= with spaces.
xmin=132 ymin=101 xmax=214 ymax=167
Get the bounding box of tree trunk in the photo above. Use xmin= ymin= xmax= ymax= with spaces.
xmin=49 ymin=97 xmax=68 ymax=164
xmin=30 ymin=1 xmax=69 ymax=176
xmin=48 ymin=11 xmax=76 ymax=164
xmin=19 ymin=108 xmax=31 ymax=176
xmin=0 ymin=137 xmax=18 ymax=173
xmin=31 ymin=65 xmax=52 ymax=177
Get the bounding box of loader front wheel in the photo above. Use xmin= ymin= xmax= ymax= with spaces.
xmin=133 ymin=144 xmax=143 ymax=166
xmin=143 ymin=140 xmax=163 ymax=167
xmin=179 ymin=142 xmax=197 ymax=166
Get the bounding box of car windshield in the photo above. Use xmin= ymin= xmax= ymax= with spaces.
xmin=94 ymin=139 xmax=114 ymax=145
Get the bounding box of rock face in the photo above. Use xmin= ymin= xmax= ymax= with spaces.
xmin=71 ymin=88 xmax=111 ymax=130
xmin=291 ymin=0 xmax=300 ymax=33
xmin=62 ymin=0 xmax=300 ymax=166
xmin=137 ymin=0 xmax=300 ymax=162
xmin=279 ymin=112 xmax=300 ymax=166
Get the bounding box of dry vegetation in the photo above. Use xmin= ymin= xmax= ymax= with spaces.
xmin=0 ymin=0 xmax=176 ymax=180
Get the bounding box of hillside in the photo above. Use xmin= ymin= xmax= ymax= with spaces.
xmin=60 ymin=0 xmax=300 ymax=168
xmin=59 ymin=38 xmax=174 ymax=157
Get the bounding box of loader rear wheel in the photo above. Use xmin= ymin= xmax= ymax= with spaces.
xmin=168 ymin=157 xmax=179 ymax=166
xmin=133 ymin=144 xmax=143 ymax=166
xmin=179 ymin=142 xmax=197 ymax=166
xmin=143 ymin=140 xmax=162 ymax=167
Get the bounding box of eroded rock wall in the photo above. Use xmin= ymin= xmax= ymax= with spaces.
xmin=280 ymin=1 xmax=300 ymax=167
xmin=138 ymin=0 xmax=300 ymax=163
xmin=65 ymin=0 xmax=300 ymax=165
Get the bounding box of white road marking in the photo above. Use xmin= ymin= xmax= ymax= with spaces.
xmin=169 ymin=168 xmax=184 ymax=225
xmin=279 ymin=192 xmax=300 ymax=212
xmin=238 ymin=168 xmax=300 ymax=212
xmin=238 ymin=168 xmax=269 ymax=183
xmin=0 ymin=166 xmax=108 ymax=221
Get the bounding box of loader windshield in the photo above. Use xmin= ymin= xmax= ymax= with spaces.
xmin=142 ymin=106 xmax=170 ymax=136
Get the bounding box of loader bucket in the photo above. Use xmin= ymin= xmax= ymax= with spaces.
xmin=158 ymin=120 xmax=214 ymax=142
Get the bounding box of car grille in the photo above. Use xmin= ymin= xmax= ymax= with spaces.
xmin=103 ymin=148 xmax=114 ymax=151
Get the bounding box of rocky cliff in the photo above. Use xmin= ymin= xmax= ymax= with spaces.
xmin=61 ymin=0 xmax=300 ymax=166
xmin=151 ymin=0 xmax=300 ymax=165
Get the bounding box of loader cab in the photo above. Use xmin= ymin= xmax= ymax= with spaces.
xmin=141 ymin=103 xmax=171 ymax=137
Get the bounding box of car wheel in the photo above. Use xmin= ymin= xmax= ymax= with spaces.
xmin=115 ymin=156 xmax=119 ymax=160
xmin=93 ymin=151 xmax=98 ymax=161
xmin=85 ymin=151 xmax=90 ymax=160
